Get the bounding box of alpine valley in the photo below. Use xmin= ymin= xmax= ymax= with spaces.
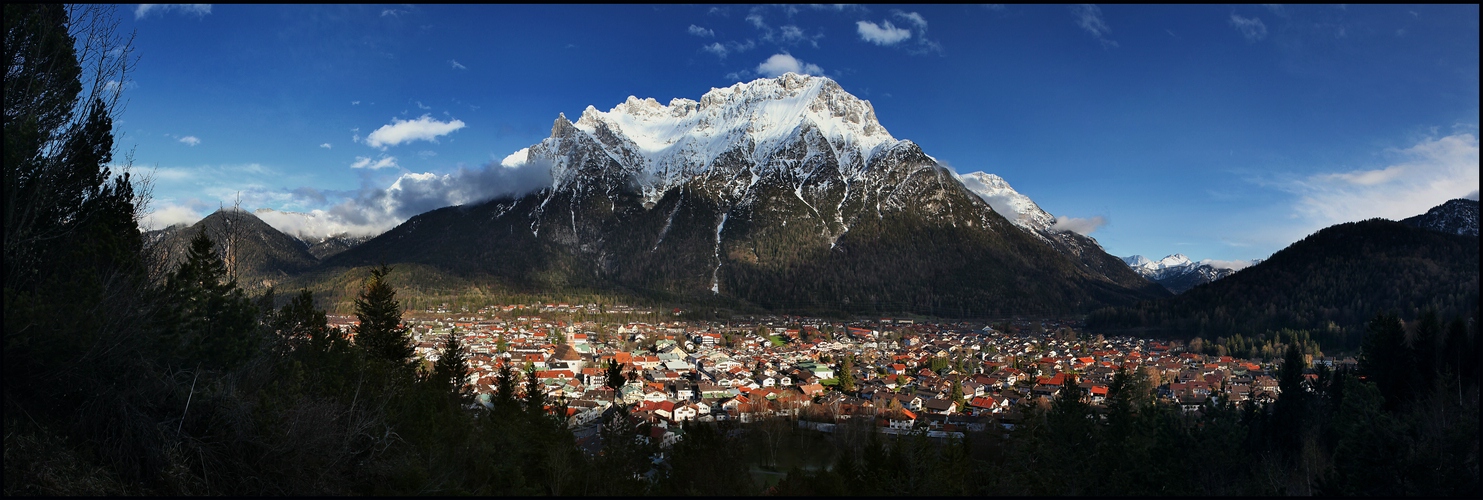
xmin=274 ymin=73 xmax=1171 ymax=316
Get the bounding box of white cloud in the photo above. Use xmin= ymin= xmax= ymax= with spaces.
xmin=501 ymin=148 xmax=530 ymax=168
xmin=351 ymin=100 xmax=361 ymax=106
xmin=1199 ymin=259 xmax=1255 ymax=271
xmin=320 ymin=143 xmax=332 ymax=149
xmin=746 ymin=13 xmax=767 ymax=30
xmin=1285 ymin=133 xmax=1480 ymax=229
xmin=178 ymin=136 xmax=200 ymax=146
xmin=140 ymin=203 xmax=208 ymax=230
xmin=857 ymin=11 xmax=940 ymax=53
xmin=857 ymin=20 xmax=912 ymax=46
xmin=363 ymin=114 xmax=465 ymax=149
xmin=688 ymin=24 xmax=715 ymax=37
xmin=895 ymin=11 xmax=927 ymax=30
xmin=1050 ymin=215 xmax=1108 ymax=235
xmin=416 ymin=101 xmax=431 ymax=110
xmin=417 ymin=150 xmax=436 ymax=158
xmin=350 ymin=155 xmax=399 ymax=170
xmin=1072 ymin=4 xmax=1118 ymax=48
xmin=755 ymin=53 xmax=823 ymax=78
xmin=1229 ymin=14 xmax=1268 ymax=42
xmin=701 ymin=39 xmax=755 ymax=59
xmin=135 ymin=4 xmax=211 ymax=20
xmin=449 ymin=59 xmax=467 ymax=70
xmin=272 ymin=159 xmax=556 ymax=238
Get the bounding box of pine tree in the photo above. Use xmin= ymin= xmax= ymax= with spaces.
xmin=273 ymin=289 xmax=341 ymax=353
xmin=158 ymin=228 xmax=261 ymax=370
xmin=433 ymin=328 xmax=472 ymax=405
xmin=354 ymin=264 xmax=413 ymax=368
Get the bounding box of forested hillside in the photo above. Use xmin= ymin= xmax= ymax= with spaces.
xmin=1088 ymin=218 xmax=1479 ymax=351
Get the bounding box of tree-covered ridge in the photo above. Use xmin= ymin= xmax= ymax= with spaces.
xmin=1087 ymin=218 xmax=1479 ymax=351
xmin=144 ymin=209 xmax=320 ymax=291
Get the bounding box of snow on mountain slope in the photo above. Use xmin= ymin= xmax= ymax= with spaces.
xmin=503 ymin=73 xmax=902 ymax=205
xmin=956 ymin=172 xmax=1057 ymax=233
xmin=1120 ymin=253 xmax=1252 ymax=293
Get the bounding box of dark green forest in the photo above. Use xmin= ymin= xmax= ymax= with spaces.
xmin=1087 ymin=218 xmax=1479 ymax=352
xmin=4 ymin=5 xmax=1477 ymax=496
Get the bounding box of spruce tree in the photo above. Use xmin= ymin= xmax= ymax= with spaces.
xmin=158 ymin=228 xmax=260 ymax=370
xmin=354 ymin=264 xmax=413 ymax=367
xmin=433 ymin=328 xmax=472 ymax=405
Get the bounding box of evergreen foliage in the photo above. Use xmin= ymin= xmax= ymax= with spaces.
xmin=4 ymin=4 xmax=1476 ymax=496
xmin=1088 ymin=219 xmax=1479 ymax=352
xmin=353 ymin=264 xmax=414 ymax=368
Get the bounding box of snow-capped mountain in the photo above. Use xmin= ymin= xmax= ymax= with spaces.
xmin=1401 ymin=198 xmax=1478 ymax=236
xmin=956 ymin=172 xmax=1056 ymax=233
xmin=1121 ymin=254 xmax=1248 ymax=294
xmin=331 ymin=73 xmax=1167 ymax=315
xmin=505 ymin=73 xmax=901 ymax=208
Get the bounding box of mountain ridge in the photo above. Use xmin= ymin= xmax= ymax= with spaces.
xmin=324 ymin=73 xmax=1168 ymax=316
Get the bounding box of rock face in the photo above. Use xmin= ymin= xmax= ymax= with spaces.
xmin=328 ymin=73 xmax=1168 ymax=316
xmin=1402 ymin=198 xmax=1479 ymax=236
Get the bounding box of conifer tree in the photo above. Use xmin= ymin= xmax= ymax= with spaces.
xmin=158 ymin=228 xmax=260 ymax=369
xmin=354 ymin=264 xmax=413 ymax=367
xmin=839 ymin=354 xmax=856 ymax=392
xmin=604 ymin=358 xmax=626 ymax=392
xmin=433 ymin=329 xmax=472 ymax=404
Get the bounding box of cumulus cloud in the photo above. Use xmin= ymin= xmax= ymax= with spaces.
xmin=320 ymin=143 xmax=332 ymax=149
xmin=688 ymin=24 xmax=715 ymax=37
xmin=755 ymin=53 xmax=823 ymax=77
xmin=1284 ymin=133 xmax=1480 ymax=229
xmin=178 ymin=136 xmax=200 ymax=146
xmin=1229 ymin=14 xmax=1268 ymax=42
xmin=350 ymin=155 xmax=398 ymax=170
xmin=1051 ymin=215 xmax=1108 ymax=235
xmin=1072 ymin=4 xmax=1118 ymax=48
xmin=135 ymin=4 xmax=211 ymax=20
xmin=449 ymin=59 xmax=467 ymax=70
xmin=363 ymin=114 xmax=465 ymax=149
xmin=857 ymin=20 xmax=912 ymax=46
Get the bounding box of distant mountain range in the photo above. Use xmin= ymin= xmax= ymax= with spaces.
xmin=1089 ymin=198 xmax=1479 ymax=349
xmin=1119 ymin=254 xmax=1252 ymax=294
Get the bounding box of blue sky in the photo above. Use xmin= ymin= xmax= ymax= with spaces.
xmin=117 ymin=4 xmax=1478 ymax=265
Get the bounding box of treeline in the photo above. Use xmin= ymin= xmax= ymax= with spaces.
xmin=770 ymin=312 xmax=1480 ymax=495
xmin=1087 ymin=218 xmax=1479 ymax=351
xmin=0 ymin=6 xmax=719 ymax=494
